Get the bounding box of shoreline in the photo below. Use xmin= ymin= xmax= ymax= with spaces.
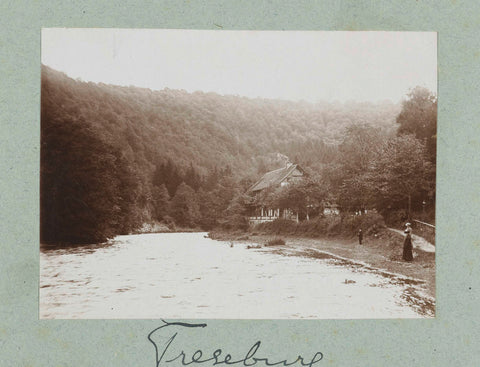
xmin=209 ymin=230 xmax=436 ymax=301
xmin=40 ymin=228 xmax=206 ymax=250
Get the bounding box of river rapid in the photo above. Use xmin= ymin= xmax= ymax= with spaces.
xmin=40 ymin=232 xmax=430 ymax=319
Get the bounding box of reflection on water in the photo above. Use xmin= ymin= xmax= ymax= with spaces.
xmin=40 ymin=232 xmax=429 ymax=319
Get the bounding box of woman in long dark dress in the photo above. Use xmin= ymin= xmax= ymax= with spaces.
xmin=402 ymin=224 xmax=414 ymax=261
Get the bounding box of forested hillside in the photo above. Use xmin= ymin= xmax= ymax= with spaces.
xmin=41 ymin=65 xmax=435 ymax=245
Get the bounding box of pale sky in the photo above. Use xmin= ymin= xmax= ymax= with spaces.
xmin=42 ymin=29 xmax=437 ymax=103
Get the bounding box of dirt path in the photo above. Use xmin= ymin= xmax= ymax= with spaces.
xmin=388 ymin=228 xmax=435 ymax=253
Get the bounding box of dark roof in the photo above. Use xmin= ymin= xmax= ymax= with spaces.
xmin=248 ymin=164 xmax=303 ymax=192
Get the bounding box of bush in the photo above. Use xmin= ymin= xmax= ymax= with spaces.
xmin=382 ymin=209 xmax=409 ymax=227
xmin=255 ymin=219 xmax=297 ymax=235
xmin=251 ymin=212 xmax=385 ymax=238
xmin=342 ymin=212 xmax=385 ymax=236
xmin=325 ymin=216 xmax=342 ymax=236
xmin=162 ymin=216 xmax=176 ymax=231
xmin=236 ymin=235 xmax=250 ymax=241
xmin=265 ymin=238 xmax=286 ymax=246
xmin=221 ymin=214 xmax=249 ymax=231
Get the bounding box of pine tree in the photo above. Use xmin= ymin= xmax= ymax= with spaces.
xmin=184 ymin=162 xmax=201 ymax=191
xmin=170 ymin=182 xmax=200 ymax=227
xmin=152 ymin=184 xmax=170 ymax=221
xmin=164 ymin=159 xmax=183 ymax=196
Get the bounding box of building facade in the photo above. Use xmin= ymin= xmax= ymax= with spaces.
xmin=246 ymin=163 xmax=305 ymax=225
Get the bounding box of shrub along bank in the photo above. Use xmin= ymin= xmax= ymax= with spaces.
xmin=253 ymin=212 xmax=385 ymax=238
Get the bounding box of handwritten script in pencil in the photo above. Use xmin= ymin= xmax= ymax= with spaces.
xmin=148 ymin=320 xmax=324 ymax=367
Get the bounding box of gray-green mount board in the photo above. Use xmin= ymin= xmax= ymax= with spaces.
xmin=1 ymin=1 xmax=479 ymax=366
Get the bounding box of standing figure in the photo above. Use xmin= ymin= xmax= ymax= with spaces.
xmin=358 ymin=229 xmax=363 ymax=245
xmin=372 ymin=224 xmax=378 ymax=238
xmin=402 ymin=223 xmax=414 ymax=261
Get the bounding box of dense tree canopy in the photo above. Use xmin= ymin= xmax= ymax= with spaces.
xmin=336 ymin=125 xmax=384 ymax=212
xmin=40 ymin=65 xmax=435 ymax=244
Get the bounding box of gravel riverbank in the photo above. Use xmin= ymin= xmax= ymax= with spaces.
xmin=209 ymin=230 xmax=436 ymax=302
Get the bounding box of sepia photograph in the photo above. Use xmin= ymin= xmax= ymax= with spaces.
xmin=40 ymin=29 xmax=437 ymax=319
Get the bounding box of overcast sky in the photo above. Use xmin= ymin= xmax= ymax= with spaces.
xmin=42 ymin=29 xmax=437 ymax=103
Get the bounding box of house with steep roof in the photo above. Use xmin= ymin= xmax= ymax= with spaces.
xmin=246 ymin=163 xmax=305 ymax=225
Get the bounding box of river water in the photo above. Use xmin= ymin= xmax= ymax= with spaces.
xmin=40 ymin=232 xmax=430 ymax=319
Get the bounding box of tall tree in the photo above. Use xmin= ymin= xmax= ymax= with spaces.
xmin=222 ymin=191 xmax=249 ymax=230
xmin=196 ymin=188 xmax=218 ymax=229
xmin=170 ymin=182 xmax=200 ymax=227
xmin=152 ymin=162 xmax=166 ymax=187
xmin=204 ymin=166 xmax=219 ymax=191
xmin=369 ymin=135 xmax=434 ymax=219
xmin=163 ymin=159 xmax=183 ymax=197
xmin=184 ymin=162 xmax=201 ymax=191
xmin=396 ymin=86 xmax=437 ymax=163
xmin=336 ymin=125 xmax=384 ymax=212
xmin=152 ymin=184 xmax=170 ymax=221
xmin=338 ymin=124 xmax=384 ymax=174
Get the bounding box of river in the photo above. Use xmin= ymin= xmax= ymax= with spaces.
xmin=40 ymin=232 xmax=431 ymax=319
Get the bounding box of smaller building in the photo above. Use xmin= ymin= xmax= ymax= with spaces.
xmin=323 ymin=202 xmax=340 ymax=216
